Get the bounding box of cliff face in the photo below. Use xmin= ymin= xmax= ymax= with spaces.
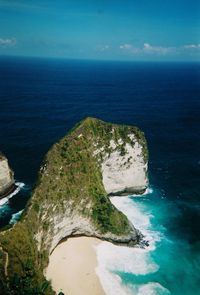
xmin=0 ymin=154 xmax=15 ymax=198
xmin=100 ymin=136 xmax=148 ymax=195
xmin=0 ymin=118 xmax=148 ymax=294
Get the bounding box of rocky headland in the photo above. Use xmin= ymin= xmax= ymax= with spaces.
xmin=0 ymin=117 xmax=148 ymax=294
xmin=0 ymin=153 xmax=15 ymax=199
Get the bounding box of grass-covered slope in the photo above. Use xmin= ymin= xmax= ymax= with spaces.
xmin=0 ymin=117 xmax=148 ymax=294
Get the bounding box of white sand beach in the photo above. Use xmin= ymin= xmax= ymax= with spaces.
xmin=45 ymin=237 xmax=106 ymax=295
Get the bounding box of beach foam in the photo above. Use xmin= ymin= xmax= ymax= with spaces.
xmin=96 ymin=194 xmax=169 ymax=295
xmin=9 ymin=209 xmax=23 ymax=224
xmin=135 ymin=283 xmax=170 ymax=295
xmin=96 ymin=241 xmax=159 ymax=295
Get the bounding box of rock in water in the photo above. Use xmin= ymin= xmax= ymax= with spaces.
xmin=0 ymin=118 xmax=149 ymax=294
xmin=0 ymin=153 xmax=15 ymax=199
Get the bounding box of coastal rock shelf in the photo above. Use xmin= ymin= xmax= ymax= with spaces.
xmin=0 ymin=153 xmax=15 ymax=199
xmin=0 ymin=117 xmax=148 ymax=294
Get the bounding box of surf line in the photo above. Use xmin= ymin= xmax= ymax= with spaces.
xmin=0 ymin=182 xmax=25 ymax=207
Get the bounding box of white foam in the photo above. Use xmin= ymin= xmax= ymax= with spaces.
xmin=0 ymin=182 xmax=25 ymax=207
xmin=131 ymin=186 xmax=154 ymax=197
xmin=95 ymin=262 xmax=133 ymax=295
xmin=136 ymin=283 xmax=171 ymax=295
xmin=96 ymin=240 xmax=160 ymax=295
xmin=95 ymin=195 xmax=168 ymax=295
xmin=9 ymin=209 xmax=23 ymax=224
xmin=143 ymin=187 xmax=154 ymax=195
xmin=96 ymin=241 xmax=158 ymax=275
xmin=0 ymin=198 xmax=9 ymax=206
xmin=110 ymin=196 xmax=161 ymax=250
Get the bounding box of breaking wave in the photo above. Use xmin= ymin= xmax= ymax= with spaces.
xmin=0 ymin=182 xmax=25 ymax=207
xmin=95 ymin=191 xmax=170 ymax=295
xmin=9 ymin=209 xmax=24 ymax=224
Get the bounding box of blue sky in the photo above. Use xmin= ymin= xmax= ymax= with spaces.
xmin=0 ymin=0 xmax=199 ymax=61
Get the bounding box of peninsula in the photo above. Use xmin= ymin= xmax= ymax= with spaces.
xmin=0 ymin=117 xmax=148 ymax=294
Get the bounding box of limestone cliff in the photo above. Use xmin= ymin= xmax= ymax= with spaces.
xmin=0 ymin=118 xmax=148 ymax=295
xmin=100 ymin=135 xmax=148 ymax=195
xmin=0 ymin=153 xmax=15 ymax=198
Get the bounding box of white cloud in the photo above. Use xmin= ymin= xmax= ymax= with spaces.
xmin=119 ymin=43 xmax=132 ymax=50
xmin=0 ymin=38 xmax=16 ymax=47
xmin=119 ymin=42 xmax=200 ymax=56
xmin=119 ymin=42 xmax=174 ymax=55
xmin=143 ymin=43 xmax=175 ymax=55
xmin=143 ymin=43 xmax=151 ymax=49
xmin=119 ymin=43 xmax=140 ymax=54
xmin=100 ymin=45 xmax=110 ymax=51
xmin=183 ymin=44 xmax=200 ymax=49
xmin=96 ymin=45 xmax=110 ymax=52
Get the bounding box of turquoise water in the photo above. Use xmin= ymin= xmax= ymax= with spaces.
xmin=0 ymin=182 xmax=28 ymax=226
xmin=96 ymin=188 xmax=200 ymax=295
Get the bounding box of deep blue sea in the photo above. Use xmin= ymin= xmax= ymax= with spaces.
xmin=0 ymin=57 xmax=200 ymax=294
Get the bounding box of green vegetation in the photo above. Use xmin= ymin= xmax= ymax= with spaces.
xmin=0 ymin=117 xmax=148 ymax=294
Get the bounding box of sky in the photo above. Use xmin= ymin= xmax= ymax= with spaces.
xmin=0 ymin=0 xmax=199 ymax=61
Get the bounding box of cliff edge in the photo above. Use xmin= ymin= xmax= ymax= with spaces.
xmin=0 ymin=153 xmax=15 ymax=199
xmin=0 ymin=117 xmax=148 ymax=294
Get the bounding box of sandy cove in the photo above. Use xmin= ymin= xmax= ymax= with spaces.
xmin=45 ymin=237 xmax=106 ymax=295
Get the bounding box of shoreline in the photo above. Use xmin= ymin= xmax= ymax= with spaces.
xmin=0 ymin=183 xmax=17 ymax=200
xmin=46 ymin=237 xmax=106 ymax=295
xmin=0 ymin=182 xmax=24 ymax=207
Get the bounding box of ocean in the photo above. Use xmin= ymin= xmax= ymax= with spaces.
xmin=0 ymin=57 xmax=200 ymax=294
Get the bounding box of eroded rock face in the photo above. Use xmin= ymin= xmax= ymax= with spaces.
xmin=35 ymin=204 xmax=138 ymax=254
xmin=97 ymin=136 xmax=148 ymax=195
xmin=0 ymin=154 xmax=15 ymax=197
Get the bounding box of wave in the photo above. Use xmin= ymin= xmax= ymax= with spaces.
xmin=143 ymin=187 xmax=154 ymax=195
xmin=9 ymin=209 xmax=23 ymax=224
xmin=133 ymin=283 xmax=170 ymax=295
xmin=96 ymin=195 xmax=169 ymax=295
xmin=111 ymin=195 xmax=161 ymax=250
xmin=130 ymin=186 xmax=154 ymax=197
xmin=96 ymin=241 xmax=160 ymax=295
xmin=0 ymin=182 xmax=25 ymax=207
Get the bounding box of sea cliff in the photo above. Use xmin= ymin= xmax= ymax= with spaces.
xmin=0 ymin=117 xmax=148 ymax=294
xmin=0 ymin=153 xmax=15 ymax=199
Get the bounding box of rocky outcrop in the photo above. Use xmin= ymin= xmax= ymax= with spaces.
xmin=0 ymin=153 xmax=15 ymax=198
xmin=0 ymin=117 xmax=148 ymax=294
xmin=36 ymin=209 xmax=138 ymax=254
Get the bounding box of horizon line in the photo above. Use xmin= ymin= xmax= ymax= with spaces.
xmin=0 ymin=54 xmax=199 ymax=64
